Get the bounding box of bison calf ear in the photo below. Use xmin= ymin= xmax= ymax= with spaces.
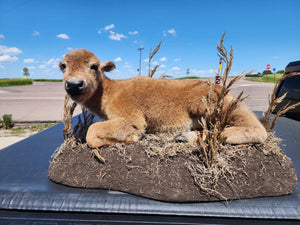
xmin=100 ymin=61 xmax=116 ymax=72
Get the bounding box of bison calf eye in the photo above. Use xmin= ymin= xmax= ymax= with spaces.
xmin=59 ymin=63 xmax=66 ymax=71
xmin=90 ymin=64 xmax=98 ymax=71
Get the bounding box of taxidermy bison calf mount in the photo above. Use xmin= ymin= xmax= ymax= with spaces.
xmin=60 ymin=49 xmax=267 ymax=148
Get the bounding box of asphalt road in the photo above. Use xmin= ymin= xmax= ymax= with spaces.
xmin=0 ymin=79 xmax=275 ymax=122
xmin=0 ymin=82 xmax=81 ymax=122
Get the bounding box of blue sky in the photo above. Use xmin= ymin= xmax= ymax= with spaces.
xmin=0 ymin=0 xmax=299 ymax=80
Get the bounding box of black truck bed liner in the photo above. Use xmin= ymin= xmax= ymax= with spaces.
xmin=0 ymin=116 xmax=299 ymax=224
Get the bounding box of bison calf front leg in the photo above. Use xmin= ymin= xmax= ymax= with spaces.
xmin=86 ymin=118 xmax=145 ymax=148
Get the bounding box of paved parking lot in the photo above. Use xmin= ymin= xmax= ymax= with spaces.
xmin=0 ymin=82 xmax=81 ymax=122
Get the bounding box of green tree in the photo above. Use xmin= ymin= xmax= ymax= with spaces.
xmin=2 ymin=114 xmax=13 ymax=129
xmin=262 ymin=70 xmax=272 ymax=75
xmin=276 ymin=70 xmax=285 ymax=74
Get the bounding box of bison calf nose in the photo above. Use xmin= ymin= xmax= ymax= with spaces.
xmin=65 ymin=80 xmax=86 ymax=96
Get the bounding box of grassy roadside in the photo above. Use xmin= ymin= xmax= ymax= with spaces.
xmin=0 ymin=78 xmax=63 ymax=87
xmin=245 ymin=73 xmax=283 ymax=83
xmin=34 ymin=79 xmax=63 ymax=82
xmin=0 ymin=78 xmax=33 ymax=87
xmin=0 ymin=123 xmax=57 ymax=137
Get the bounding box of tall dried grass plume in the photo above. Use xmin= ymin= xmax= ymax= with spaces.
xmin=260 ymin=72 xmax=300 ymax=131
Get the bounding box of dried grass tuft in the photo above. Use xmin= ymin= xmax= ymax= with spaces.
xmin=197 ymin=32 xmax=251 ymax=168
xmin=72 ymin=106 xmax=95 ymax=142
xmin=260 ymin=72 xmax=300 ymax=131
xmin=63 ymin=94 xmax=77 ymax=139
xmin=62 ymin=94 xmax=95 ymax=142
xmin=148 ymin=41 xmax=162 ymax=78
xmin=158 ymin=73 xmax=172 ymax=79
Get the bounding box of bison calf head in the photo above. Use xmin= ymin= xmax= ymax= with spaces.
xmin=60 ymin=49 xmax=115 ymax=103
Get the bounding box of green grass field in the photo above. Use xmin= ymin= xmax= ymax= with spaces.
xmin=0 ymin=78 xmax=33 ymax=87
xmin=245 ymin=73 xmax=283 ymax=83
xmin=34 ymin=79 xmax=63 ymax=82
xmin=177 ymin=76 xmax=201 ymax=79
xmin=0 ymin=78 xmax=63 ymax=87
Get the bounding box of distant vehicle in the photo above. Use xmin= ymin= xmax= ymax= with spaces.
xmin=274 ymin=60 xmax=300 ymax=121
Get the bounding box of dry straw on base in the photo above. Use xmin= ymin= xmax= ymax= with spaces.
xmin=197 ymin=32 xmax=252 ymax=168
xmin=62 ymin=94 xmax=94 ymax=142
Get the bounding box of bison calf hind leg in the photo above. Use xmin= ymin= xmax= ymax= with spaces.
xmin=221 ymin=104 xmax=267 ymax=144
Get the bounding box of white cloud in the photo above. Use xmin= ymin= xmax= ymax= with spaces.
xmin=23 ymin=58 xmax=35 ymax=63
xmin=124 ymin=62 xmax=131 ymax=68
xmin=0 ymin=45 xmax=22 ymax=55
xmin=159 ymin=57 xmax=166 ymax=62
xmin=56 ymin=33 xmax=70 ymax=39
xmin=109 ymin=31 xmax=127 ymax=41
xmin=128 ymin=31 xmax=138 ymax=35
xmin=174 ymin=58 xmax=181 ymax=62
xmin=27 ymin=66 xmax=36 ymax=70
xmin=39 ymin=58 xmax=61 ymax=69
xmin=160 ymin=64 xmax=166 ymax=68
xmin=0 ymin=55 xmax=18 ymax=63
xmin=0 ymin=34 xmax=4 ymax=39
xmin=144 ymin=58 xmax=149 ymax=62
xmin=39 ymin=64 xmax=46 ymax=69
xmin=172 ymin=67 xmax=180 ymax=71
xmin=114 ymin=57 xmax=122 ymax=62
xmin=152 ymin=61 xmax=158 ymax=66
xmin=0 ymin=65 xmax=5 ymax=69
xmin=127 ymin=69 xmax=137 ymax=76
xmin=32 ymin=30 xmax=40 ymax=36
xmin=67 ymin=47 xmax=73 ymax=51
xmin=98 ymin=24 xmax=115 ymax=34
xmin=0 ymin=46 xmax=22 ymax=63
xmin=47 ymin=58 xmax=61 ymax=68
xmin=104 ymin=24 xmax=115 ymax=31
xmin=189 ymin=69 xmax=217 ymax=77
xmin=168 ymin=28 xmax=176 ymax=36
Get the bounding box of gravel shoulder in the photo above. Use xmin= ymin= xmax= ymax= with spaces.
xmin=0 ymin=129 xmax=38 ymax=149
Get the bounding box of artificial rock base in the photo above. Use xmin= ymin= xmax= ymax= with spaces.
xmin=49 ymin=133 xmax=297 ymax=202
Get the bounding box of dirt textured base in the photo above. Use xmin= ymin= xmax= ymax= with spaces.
xmin=49 ymin=133 xmax=297 ymax=202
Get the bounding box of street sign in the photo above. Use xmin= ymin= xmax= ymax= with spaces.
xmin=215 ymin=76 xmax=221 ymax=84
xmin=23 ymin=67 xmax=30 ymax=79
xmin=266 ymin=64 xmax=271 ymax=70
xmin=23 ymin=67 xmax=29 ymax=73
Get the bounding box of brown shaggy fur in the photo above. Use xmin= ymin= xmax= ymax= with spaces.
xmin=60 ymin=49 xmax=267 ymax=148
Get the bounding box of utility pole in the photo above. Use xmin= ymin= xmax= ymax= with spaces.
xmin=138 ymin=47 xmax=144 ymax=76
